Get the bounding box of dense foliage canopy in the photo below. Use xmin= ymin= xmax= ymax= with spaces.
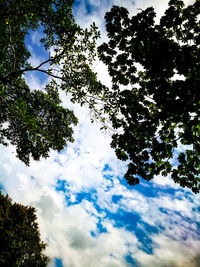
xmin=0 ymin=0 xmax=102 ymax=165
xmin=98 ymin=0 xmax=200 ymax=193
xmin=0 ymin=190 xmax=48 ymax=266
xmin=1 ymin=0 xmax=200 ymax=193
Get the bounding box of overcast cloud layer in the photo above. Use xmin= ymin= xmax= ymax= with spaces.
xmin=0 ymin=0 xmax=200 ymax=267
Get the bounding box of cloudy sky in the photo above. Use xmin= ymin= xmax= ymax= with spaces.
xmin=1 ymin=0 xmax=200 ymax=266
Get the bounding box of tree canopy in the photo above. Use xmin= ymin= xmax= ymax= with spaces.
xmin=0 ymin=0 xmax=103 ymax=165
xmin=0 ymin=190 xmax=48 ymax=266
xmin=98 ymin=0 xmax=200 ymax=193
xmin=1 ymin=0 xmax=200 ymax=193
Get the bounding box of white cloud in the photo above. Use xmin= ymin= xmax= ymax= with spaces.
xmin=136 ymin=234 xmax=200 ymax=267
xmin=31 ymin=31 xmax=43 ymax=46
xmin=153 ymin=174 xmax=181 ymax=189
xmin=26 ymin=44 xmax=46 ymax=67
xmin=0 ymin=104 xmax=200 ymax=267
xmin=25 ymin=72 xmax=48 ymax=90
xmin=88 ymin=0 xmax=101 ymax=7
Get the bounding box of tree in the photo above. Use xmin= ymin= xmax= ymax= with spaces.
xmin=0 ymin=190 xmax=48 ymax=266
xmin=1 ymin=0 xmax=200 ymax=194
xmin=0 ymin=0 xmax=103 ymax=165
xmin=98 ymin=0 xmax=200 ymax=193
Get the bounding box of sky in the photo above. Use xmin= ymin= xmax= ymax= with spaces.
xmin=0 ymin=0 xmax=200 ymax=266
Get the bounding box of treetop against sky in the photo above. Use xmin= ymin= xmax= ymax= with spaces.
xmin=0 ymin=0 xmax=200 ymax=192
xmin=0 ymin=0 xmax=200 ymax=266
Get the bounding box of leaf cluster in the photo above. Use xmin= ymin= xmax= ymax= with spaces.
xmin=0 ymin=190 xmax=48 ymax=266
xmin=98 ymin=0 xmax=200 ymax=193
xmin=0 ymin=0 xmax=103 ymax=164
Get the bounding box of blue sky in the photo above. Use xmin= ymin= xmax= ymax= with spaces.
xmin=0 ymin=0 xmax=200 ymax=266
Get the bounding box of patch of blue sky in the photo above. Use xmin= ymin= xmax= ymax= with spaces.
xmin=87 ymin=199 xmax=155 ymax=244
xmin=195 ymin=221 xmax=200 ymax=236
xmin=54 ymin=158 xmax=198 ymax=262
xmin=104 ymin=209 xmax=161 ymax=254
xmin=159 ymin=207 xmax=177 ymax=216
xmin=54 ymin=168 xmax=187 ymax=255
xmin=119 ymin=175 xmax=136 ymax=189
xmin=73 ymin=0 xmax=100 ymax=16
xmin=65 ymin=189 xmax=100 ymax=210
xmin=119 ymin=173 xmax=184 ymax=199
xmin=139 ymin=221 xmax=159 ymax=235
xmin=55 ymin=179 xmax=68 ymax=193
xmin=125 ymin=254 xmax=141 ymax=267
xmin=84 ymin=1 xmax=94 ymax=14
xmin=92 ymin=199 xmax=103 ymax=214
xmin=139 ymin=184 xmax=184 ymax=199
xmin=102 ymin=164 xmax=113 ymax=178
xmin=102 ymin=164 xmax=119 ymax=190
xmin=106 ymin=209 xmax=141 ymax=231
xmin=180 ymin=190 xmax=195 ymax=202
xmin=54 ymin=258 xmax=64 ymax=267
xmin=90 ymin=231 xmax=96 ymax=237
xmin=135 ymin=228 xmax=155 ymax=254
xmin=25 ymin=26 xmax=49 ymax=85
xmin=193 ymin=206 xmax=200 ymax=213
xmin=96 ymin=219 xmax=107 ymax=234
xmin=55 ymin=179 xmax=86 ymax=205
xmin=103 ymin=164 xmax=111 ymax=172
xmin=57 ymin=183 xmax=121 ymax=236
xmin=104 ymin=181 xmax=114 ymax=192
xmin=72 ymin=189 xmax=97 ymax=204
xmin=90 ymin=219 xmax=107 ymax=238
xmin=25 ymin=25 xmax=47 ymax=52
xmin=112 ymin=194 xmax=122 ymax=203
xmin=106 ymin=209 xmax=156 ymax=254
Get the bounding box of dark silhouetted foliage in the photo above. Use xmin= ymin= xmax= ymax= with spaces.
xmin=98 ymin=0 xmax=200 ymax=193
xmin=0 ymin=190 xmax=48 ymax=266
